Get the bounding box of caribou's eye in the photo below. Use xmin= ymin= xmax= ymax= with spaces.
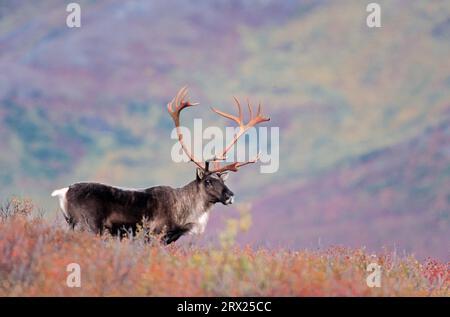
xmin=205 ymin=179 xmax=212 ymax=186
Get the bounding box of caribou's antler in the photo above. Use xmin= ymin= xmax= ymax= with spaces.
xmin=209 ymin=97 xmax=270 ymax=173
xmin=168 ymin=88 xmax=270 ymax=174
xmin=167 ymin=87 xmax=205 ymax=171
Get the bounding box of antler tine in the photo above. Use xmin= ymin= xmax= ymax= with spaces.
xmin=247 ymin=98 xmax=253 ymax=120
xmin=176 ymin=87 xmax=191 ymax=110
xmin=211 ymin=107 xmax=241 ymax=126
xmin=233 ymin=96 xmax=243 ymax=125
xmin=250 ymin=102 xmax=270 ymax=125
xmin=173 ymin=87 xmax=183 ymax=111
xmin=178 ymin=86 xmax=189 ymax=107
xmin=210 ymin=95 xmax=244 ymax=127
xmin=167 ymin=93 xmax=177 ymax=113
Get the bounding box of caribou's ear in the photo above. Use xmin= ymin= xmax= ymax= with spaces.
xmin=196 ymin=168 xmax=205 ymax=181
xmin=219 ymin=172 xmax=229 ymax=181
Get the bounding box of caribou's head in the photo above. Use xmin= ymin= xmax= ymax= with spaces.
xmin=167 ymin=86 xmax=270 ymax=205
xmin=196 ymin=169 xmax=234 ymax=205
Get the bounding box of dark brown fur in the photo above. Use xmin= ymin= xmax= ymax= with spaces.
xmin=62 ymin=170 xmax=233 ymax=244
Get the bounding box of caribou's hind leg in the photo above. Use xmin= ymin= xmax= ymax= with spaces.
xmin=75 ymin=212 xmax=104 ymax=235
xmin=64 ymin=215 xmax=76 ymax=230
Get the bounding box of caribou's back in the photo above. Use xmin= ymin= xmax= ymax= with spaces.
xmin=64 ymin=182 xmax=171 ymax=234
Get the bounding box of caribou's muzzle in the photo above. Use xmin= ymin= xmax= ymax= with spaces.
xmin=222 ymin=190 xmax=235 ymax=205
xmin=225 ymin=196 xmax=234 ymax=205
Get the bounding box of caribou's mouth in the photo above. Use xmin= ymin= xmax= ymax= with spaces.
xmin=223 ymin=196 xmax=234 ymax=205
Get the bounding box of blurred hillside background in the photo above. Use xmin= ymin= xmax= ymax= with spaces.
xmin=0 ymin=0 xmax=448 ymax=260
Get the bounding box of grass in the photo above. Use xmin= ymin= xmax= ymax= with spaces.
xmin=0 ymin=198 xmax=448 ymax=296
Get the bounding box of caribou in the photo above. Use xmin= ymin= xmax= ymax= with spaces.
xmin=51 ymin=87 xmax=270 ymax=244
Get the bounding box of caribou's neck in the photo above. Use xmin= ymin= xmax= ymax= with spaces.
xmin=174 ymin=180 xmax=213 ymax=224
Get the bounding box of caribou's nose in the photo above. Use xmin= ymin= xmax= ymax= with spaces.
xmin=224 ymin=191 xmax=234 ymax=205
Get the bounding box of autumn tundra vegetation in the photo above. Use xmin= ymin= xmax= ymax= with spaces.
xmin=0 ymin=197 xmax=448 ymax=296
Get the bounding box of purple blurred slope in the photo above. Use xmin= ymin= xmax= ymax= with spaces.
xmin=233 ymin=115 xmax=450 ymax=260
